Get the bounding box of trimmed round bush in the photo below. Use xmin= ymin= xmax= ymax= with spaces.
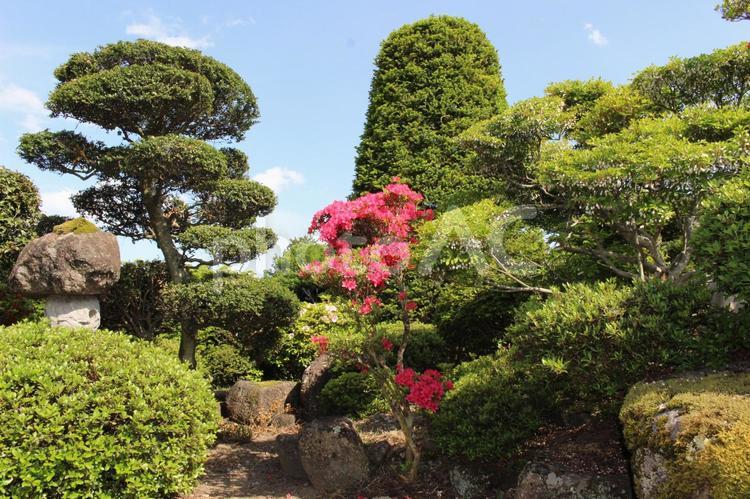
xmin=0 ymin=322 xmax=218 ymax=497
xmin=319 ymin=371 xmax=387 ymax=418
xmin=431 ymin=353 xmax=551 ymax=461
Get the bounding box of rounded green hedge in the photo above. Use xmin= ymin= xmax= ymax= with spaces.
xmin=0 ymin=322 xmax=219 ymax=497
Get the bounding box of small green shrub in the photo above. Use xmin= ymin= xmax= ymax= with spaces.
xmin=319 ymin=371 xmax=387 ymax=418
xmin=0 ymin=321 xmax=218 ymax=497
xmin=694 ymin=171 xmax=750 ymax=302
xmin=0 ymin=283 xmax=42 ymax=326
xmin=431 ymin=352 xmax=551 ymax=461
xmin=200 ymin=343 xmax=261 ymax=388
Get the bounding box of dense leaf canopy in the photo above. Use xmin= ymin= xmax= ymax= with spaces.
xmin=353 ymin=16 xmax=507 ymax=206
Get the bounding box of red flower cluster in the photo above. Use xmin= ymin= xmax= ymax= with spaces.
xmin=381 ymin=337 xmax=394 ymax=352
xmin=310 ymin=335 xmax=329 ymax=354
xmin=301 ymin=180 xmax=432 ymax=315
xmin=308 ymin=179 xmax=432 ymax=253
xmin=394 ymin=367 xmax=453 ymax=413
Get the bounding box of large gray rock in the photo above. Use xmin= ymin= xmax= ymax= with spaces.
xmin=620 ymin=370 xmax=750 ymax=499
xmin=298 ymin=417 xmax=370 ymax=493
xmin=8 ymin=232 xmax=120 ymax=297
xmin=225 ymin=380 xmax=298 ymax=426
xmin=300 ymin=353 xmax=333 ymax=421
xmin=45 ymin=295 xmax=100 ymax=329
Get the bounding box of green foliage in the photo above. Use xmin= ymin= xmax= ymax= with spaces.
xmin=164 ymin=273 xmax=300 ymax=362
xmin=268 ymin=237 xmax=326 ymax=302
xmin=621 ymin=372 xmax=750 ymax=498
xmin=507 ymin=279 xmax=746 ymax=413
xmin=50 ymin=39 xmax=258 ymax=141
xmin=35 ymin=214 xmax=70 ymax=235
xmin=264 ymin=301 xmax=357 ymax=379
xmin=0 ymin=284 xmax=43 ymax=326
xmin=431 ymin=283 xmax=527 ymax=361
xmin=0 ymin=166 xmax=41 ymax=276
xmin=694 ymin=171 xmax=750 ymax=301
xmin=100 ymin=260 xmax=169 ymax=339
xmin=573 ymin=85 xmax=652 ymax=144
xmin=17 ymin=40 xmax=274 ymax=291
xmin=51 ymin=217 xmax=99 ymax=234
xmin=432 ymin=353 xmax=551 ymax=461
xmin=632 ymin=43 xmax=750 ymax=111
xmin=538 ymin=110 xmax=747 ymax=281
xmin=319 ymin=371 xmax=386 ymax=418
xmin=416 ymin=199 xmax=549 ymax=284
xmin=353 ymin=16 xmax=507 ymax=205
xmin=377 ymin=321 xmax=449 ymax=371
xmin=545 ymin=78 xmax=615 ymax=117
xmin=0 ymin=321 xmax=218 ymax=497
xmin=199 ymin=343 xmax=262 ymax=388
xmin=717 ymin=0 xmax=750 ymax=20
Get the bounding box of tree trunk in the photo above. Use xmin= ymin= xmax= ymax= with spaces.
xmin=142 ymin=186 xmax=197 ymax=367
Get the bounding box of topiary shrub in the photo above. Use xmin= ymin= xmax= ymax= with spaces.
xmin=319 ymin=371 xmax=387 ymax=418
xmin=199 ymin=343 xmax=262 ymax=388
xmin=195 ymin=326 xmax=261 ymax=388
xmin=431 ymin=352 xmax=551 ymax=461
xmin=100 ymin=260 xmax=170 ymax=339
xmin=620 ymin=371 xmax=750 ymax=498
xmin=164 ymin=273 xmax=300 ymax=363
xmin=0 ymin=322 xmax=218 ymax=497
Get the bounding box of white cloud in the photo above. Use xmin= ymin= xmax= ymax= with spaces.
xmin=253 ymin=167 xmax=304 ymax=193
xmin=0 ymin=83 xmax=47 ymax=131
xmin=126 ymin=12 xmax=212 ymax=49
xmin=40 ymin=189 xmax=79 ymax=217
xmin=584 ymin=23 xmax=608 ymax=46
xmin=225 ymin=16 xmax=256 ymax=27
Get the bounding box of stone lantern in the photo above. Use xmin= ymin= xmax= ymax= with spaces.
xmin=7 ymin=218 xmax=120 ymax=329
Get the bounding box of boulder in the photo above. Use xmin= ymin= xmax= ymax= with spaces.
xmin=513 ymin=463 xmax=631 ymax=499
xmin=45 ymin=295 xmax=100 ymax=329
xmin=225 ymin=380 xmax=298 ymax=426
xmin=276 ymin=433 xmax=308 ymax=481
xmin=300 ymin=353 xmax=333 ymax=421
xmin=298 ymin=417 xmax=370 ymax=493
xmin=8 ymin=232 xmax=120 ymax=297
xmin=621 ymin=371 xmax=750 ymax=498
xmin=449 ymin=465 xmax=490 ymax=499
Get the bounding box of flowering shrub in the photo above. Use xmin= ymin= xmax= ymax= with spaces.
xmin=301 ymin=180 xmax=449 ymax=482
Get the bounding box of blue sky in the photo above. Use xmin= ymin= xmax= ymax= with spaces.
xmin=0 ymin=1 xmax=746 ymax=269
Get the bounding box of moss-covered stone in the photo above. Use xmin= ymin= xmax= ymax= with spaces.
xmin=620 ymin=371 xmax=750 ymax=498
xmin=52 ymin=217 xmax=99 ymax=234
